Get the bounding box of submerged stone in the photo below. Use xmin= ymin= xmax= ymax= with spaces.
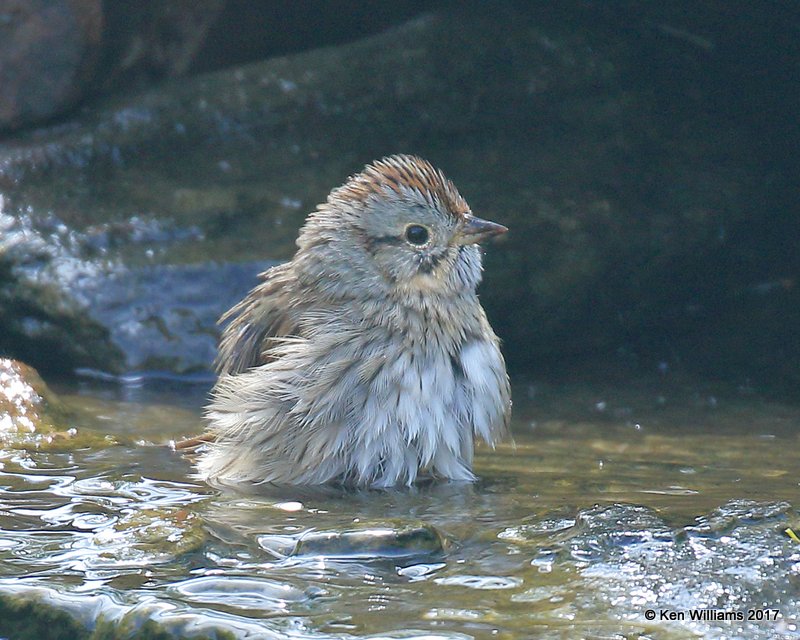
xmin=106 ymin=507 xmax=207 ymax=560
xmin=289 ymin=523 xmax=447 ymax=561
xmin=687 ymin=499 xmax=794 ymax=537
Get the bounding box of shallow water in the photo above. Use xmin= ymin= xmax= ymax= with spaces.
xmin=0 ymin=374 xmax=799 ymax=640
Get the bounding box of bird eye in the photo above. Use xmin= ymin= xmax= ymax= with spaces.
xmin=404 ymin=224 xmax=430 ymax=246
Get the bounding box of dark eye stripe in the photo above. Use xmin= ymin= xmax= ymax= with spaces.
xmin=364 ymin=234 xmax=402 ymax=253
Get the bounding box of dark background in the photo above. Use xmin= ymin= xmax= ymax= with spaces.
xmin=0 ymin=1 xmax=798 ymax=395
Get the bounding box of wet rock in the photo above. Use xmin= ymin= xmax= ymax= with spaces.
xmin=0 ymin=587 xmax=88 ymax=640
xmin=72 ymin=258 xmax=271 ymax=373
xmin=0 ymin=203 xmax=264 ymax=373
xmin=0 ymin=580 xmax=271 ymax=640
xmin=570 ymin=503 xmax=677 ymax=556
xmin=0 ymin=208 xmax=125 ymax=373
xmin=0 ymin=2 xmax=439 ymax=133
xmin=687 ymin=499 xmax=793 ymax=537
xmin=0 ymin=1 xmax=229 ymax=132
xmin=0 ymin=357 xmax=113 ymax=450
xmin=0 ymin=357 xmax=69 ymax=437
xmin=0 ymin=4 xmax=768 ymax=375
xmin=0 ymin=0 xmax=103 ymax=131
xmin=533 ymin=501 xmax=800 ymax=639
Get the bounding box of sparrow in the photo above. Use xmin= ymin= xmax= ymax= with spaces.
xmin=193 ymin=155 xmax=510 ymax=487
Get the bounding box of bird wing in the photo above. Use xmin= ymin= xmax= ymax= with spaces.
xmin=214 ymin=261 xmax=301 ymax=375
xmin=175 ymin=262 xmax=301 ymax=453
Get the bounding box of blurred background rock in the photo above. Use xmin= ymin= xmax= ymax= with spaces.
xmin=0 ymin=0 xmax=797 ymax=396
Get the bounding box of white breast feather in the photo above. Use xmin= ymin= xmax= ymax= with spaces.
xmin=202 ymin=331 xmax=506 ymax=487
xmin=459 ymin=340 xmax=506 ymax=445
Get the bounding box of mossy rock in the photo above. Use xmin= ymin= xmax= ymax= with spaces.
xmin=0 ymin=358 xmax=117 ymax=451
xmin=0 ymin=589 xmax=233 ymax=640
xmin=0 ymin=594 xmax=89 ymax=640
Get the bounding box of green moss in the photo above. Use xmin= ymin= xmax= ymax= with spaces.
xmin=93 ymin=615 xmax=237 ymax=640
xmin=92 ymin=618 xmax=177 ymax=640
xmin=0 ymin=596 xmax=88 ymax=640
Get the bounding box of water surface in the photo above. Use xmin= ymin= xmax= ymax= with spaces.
xmin=0 ymin=374 xmax=798 ymax=639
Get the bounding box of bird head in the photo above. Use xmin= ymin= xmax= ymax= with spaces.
xmin=297 ymin=155 xmax=507 ymax=299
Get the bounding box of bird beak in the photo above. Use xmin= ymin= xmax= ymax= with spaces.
xmin=455 ymin=215 xmax=508 ymax=245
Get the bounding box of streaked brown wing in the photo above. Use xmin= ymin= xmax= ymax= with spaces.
xmin=214 ymin=262 xmax=300 ymax=375
xmin=175 ymin=262 xmax=301 ymax=452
